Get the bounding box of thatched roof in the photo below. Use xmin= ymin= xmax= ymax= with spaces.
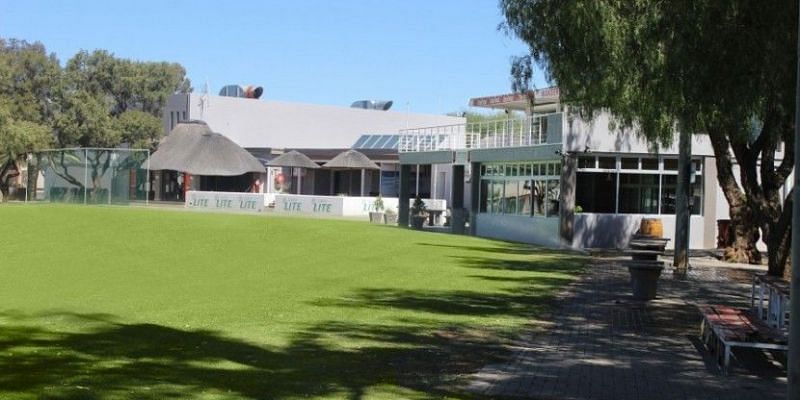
xmin=146 ymin=121 xmax=265 ymax=176
xmin=322 ymin=149 xmax=379 ymax=170
xmin=266 ymin=150 xmax=320 ymax=169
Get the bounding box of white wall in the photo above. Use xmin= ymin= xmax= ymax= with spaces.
xmin=562 ymin=110 xmax=716 ymax=156
xmin=171 ymin=94 xmax=464 ymax=149
xmin=475 ymin=214 xmax=561 ymax=247
xmin=573 ymin=213 xmax=706 ymax=249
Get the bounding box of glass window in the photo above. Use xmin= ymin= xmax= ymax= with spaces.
xmin=661 ymin=174 xmax=703 ymax=215
xmin=621 ymin=157 xmax=638 ymax=169
xmin=598 ymin=156 xmax=616 ymax=169
xmin=578 ymin=156 xmax=596 ymax=169
xmin=480 ymin=165 xmax=487 ymax=177
xmin=505 ymin=165 xmax=512 ymax=176
xmin=520 ymin=180 xmax=532 ymax=215
xmin=546 ymin=179 xmax=560 ymax=217
xmin=532 ymin=180 xmax=546 ymax=216
xmin=641 ymin=158 xmax=659 ymax=170
xmin=489 ymin=180 xmax=503 ymax=213
xmin=502 ymin=180 xmax=519 ymax=214
xmin=619 ymin=174 xmax=659 ymax=214
xmin=663 ymin=158 xmax=678 ymax=171
xmin=479 ymin=180 xmax=489 ymax=212
xmin=524 ymin=164 xmax=532 ymax=176
xmin=692 ymin=159 xmax=703 ymax=173
xmin=576 ymin=172 xmax=617 ymax=213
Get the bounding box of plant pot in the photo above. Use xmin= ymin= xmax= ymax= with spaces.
xmin=369 ymin=212 xmax=385 ymax=224
xmin=626 ymin=261 xmax=664 ymax=300
xmin=384 ymin=213 xmax=398 ymax=225
xmin=411 ymin=215 xmax=427 ymax=230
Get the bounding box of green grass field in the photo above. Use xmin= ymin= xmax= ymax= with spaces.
xmin=0 ymin=204 xmax=584 ymax=400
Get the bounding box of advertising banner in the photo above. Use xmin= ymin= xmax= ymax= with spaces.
xmin=185 ymin=191 xmax=265 ymax=213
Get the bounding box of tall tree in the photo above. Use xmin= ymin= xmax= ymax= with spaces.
xmin=0 ymin=104 xmax=52 ymax=201
xmin=501 ymin=0 xmax=796 ymax=277
xmin=0 ymin=39 xmax=60 ymax=202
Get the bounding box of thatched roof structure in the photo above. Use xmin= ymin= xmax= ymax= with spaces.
xmin=322 ymin=149 xmax=379 ymax=170
xmin=266 ymin=150 xmax=320 ymax=169
xmin=146 ymin=121 xmax=265 ymax=176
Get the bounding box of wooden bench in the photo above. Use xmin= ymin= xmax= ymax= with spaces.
xmin=699 ymin=304 xmax=788 ymax=374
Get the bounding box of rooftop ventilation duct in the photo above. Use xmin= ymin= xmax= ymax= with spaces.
xmin=350 ymin=100 xmax=393 ymax=111
xmin=219 ymin=84 xmax=263 ymax=99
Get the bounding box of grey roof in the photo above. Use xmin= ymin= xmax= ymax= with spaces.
xmin=266 ymin=150 xmax=320 ymax=169
xmin=322 ymin=149 xmax=380 ymax=170
xmin=146 ymin=121 xmax=266 ymax=176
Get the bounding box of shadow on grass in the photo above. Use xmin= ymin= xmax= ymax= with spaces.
xmin=0 ymin=246 xmax=586 ymax=399
xmin=0 ymin=311 xmax=511 ymax=400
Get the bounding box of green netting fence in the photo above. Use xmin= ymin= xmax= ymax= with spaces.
xmin=27 ymin=148 xmax=151 ymax=205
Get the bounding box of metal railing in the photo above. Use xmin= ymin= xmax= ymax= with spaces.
xmin=398 ymin=114 xmax=557 ymax=152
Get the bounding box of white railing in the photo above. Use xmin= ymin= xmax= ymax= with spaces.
xmin=398 ymin=114 xmax=556 ymax=152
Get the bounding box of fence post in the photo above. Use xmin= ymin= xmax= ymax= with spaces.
xmin=83 ymin=148 xmax=88 ymax=205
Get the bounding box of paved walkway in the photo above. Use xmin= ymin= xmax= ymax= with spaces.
xmin=466 ymin=259 xmax=787 ymax=400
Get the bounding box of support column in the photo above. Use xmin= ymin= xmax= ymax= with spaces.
xmin=399 ymin=164 xmax=412 ymax=227
xmin=469 ymin=162 xmax=480 ymax=235
xmin=360 ymin=169 xmax=365 ymax=196
xmin=297 ymin=168 xmax=303 ymax=195
xmin=560 ymin=155 xmax=576 ymax=245
xmin=451 ymin=165 xmax=465 ymax=234
xmin=674 ymin=129 xmax=692 ymax=276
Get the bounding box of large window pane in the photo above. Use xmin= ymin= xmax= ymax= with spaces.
xmin=520 ymin=180 xmax=532 ymax=215
xmin=661 ymin=175 xmax=703 ymax=215
xmin=490 ymin=181 xmax=503 ymax=213
xmin=619 ymin=173 xmax=659 ymax=214
xmin=660 ymin=175 xmax=677 ymax=214
xmin=576 ymin=172 xmax=617 ymax=213
xmin=546 ymin=179 xmax=560 ymax=217
xmin=479 ymin=180 xmax=489 ymax=212
xmin=503 ymin=180 xmax=519 ymax=214
xmin=532 ymin=180 xmax=546 ymax=216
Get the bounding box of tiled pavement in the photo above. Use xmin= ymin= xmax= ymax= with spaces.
xmin=466 ymin=259 xmax=788 ymax=400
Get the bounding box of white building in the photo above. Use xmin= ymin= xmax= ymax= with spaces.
xmin=397 ymin=87 xmax=791 ymax=250
xmin=158 ymin=92 xmax=464 ymax=201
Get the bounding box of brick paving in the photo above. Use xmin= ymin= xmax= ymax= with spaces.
xmin=466 ymin=258 xmax=788 ymax=400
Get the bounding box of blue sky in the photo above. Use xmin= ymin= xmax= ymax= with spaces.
xmin=0 ymin=1 xmax=547 ymax=115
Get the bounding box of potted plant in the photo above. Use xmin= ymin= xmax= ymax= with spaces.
xmin=384 ymin=207 xmax=398 ymax=225
xmin=410 ymin=196 xmax=428 ymax=230
xmin=369 ymin=196 xmax=385 ymax=224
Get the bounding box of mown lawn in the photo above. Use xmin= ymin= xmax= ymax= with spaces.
xmin=0 ymin=204 xmax=584 ymax=399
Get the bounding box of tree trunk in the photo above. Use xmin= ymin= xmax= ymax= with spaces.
xmin=724 ymin=202 xmax=762 ymax=264
xmin=0 ymin=184 xmax=8 ymax=203
xmin=708 ymin=129 xmax=761 ymax=264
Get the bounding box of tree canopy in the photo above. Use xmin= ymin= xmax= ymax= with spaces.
xmin=501 ymin=0 xmax=797 ymax=276
xmin=0 ymin=37 xmax=191 ymax=201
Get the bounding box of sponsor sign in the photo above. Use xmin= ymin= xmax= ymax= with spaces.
xmin=274 ymin=194 xmax=447 ymax=217
xmin=186 ymin=191 xmax=265 ymax=213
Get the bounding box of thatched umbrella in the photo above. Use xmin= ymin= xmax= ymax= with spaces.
xmin=146 ymin=121 xmax=265 ymax=176
xmin=266 ymin=150 xmax=319 ymax=195
xmin=323 ymin=149 xmax=379 ymax=196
